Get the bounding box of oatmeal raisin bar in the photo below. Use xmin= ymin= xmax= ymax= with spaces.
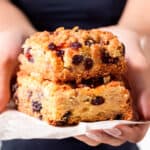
xmin=19 ymin=27 xmax=126 ymax=82
xmin=14 ymin=74 xmax=134 ymax=126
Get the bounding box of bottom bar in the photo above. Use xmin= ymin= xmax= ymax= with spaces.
xmin=14 ymin=75 xmax=135 ymax=126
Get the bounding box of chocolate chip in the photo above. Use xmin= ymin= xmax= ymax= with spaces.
xmin=91 ymin=96 xmax=105 ymax=105
xmin=70 ymin=42 xmax=82 ymax=49
xmin=101 ymin=50 xmax=119 ymax=64
xmin=121 ymin=43 xmax=125 ymax=56
xmin=72 ymin=55 xmax=84 ymax=65
xmin=32 ymin=101 xmax=42 ymax=112
xmin=48 ymin=42 xmax=57 ymax=50
xmin=85 ymin=39 xmax=95 ymax=46
xmin=56 ymin=50 xmax=64 ymax=57
xmin=114 ymin=114 xmax=123 ymax=120
xmin=25 ymin=51 xmax=34 ymax=62
xmin=84 ymin=58 xmax=93 ymax=70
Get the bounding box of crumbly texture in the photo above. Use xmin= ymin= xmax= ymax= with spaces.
xmin=15 ymin=27 xmax=135 ymax=126
xmin=19 ymin=27 xmax=126 ymax=82
xmin=14 ymin=74 xmax=134 ymax=126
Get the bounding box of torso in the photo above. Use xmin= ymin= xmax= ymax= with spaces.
xmin=12 ymin=0 xmax=126 ymax=31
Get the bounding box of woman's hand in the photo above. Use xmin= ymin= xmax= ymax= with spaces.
xmin=104 ymin=124 xmax=149 ymax=144
xmin=75 ymin=26 xmax=150 ymax=146
xmin=76 ymin=124 xmax=149 ymax=146
xmin=0 ymin=28 xmax=35 ymax=112
xmin=0 ymin=0 xmax=37 ymax=111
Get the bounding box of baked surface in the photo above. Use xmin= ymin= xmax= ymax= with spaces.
xmin=19 ymin=27 xmax=126 ymax=82
xmin=14 ymin=74 xmax=134 ymax=126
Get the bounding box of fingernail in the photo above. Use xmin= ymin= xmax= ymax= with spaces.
xmin=103 ymin=128 xmax=122 ymax=137
xmin=85 ymin=132 xmax=102 ymax=141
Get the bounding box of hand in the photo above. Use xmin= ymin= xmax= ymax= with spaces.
xmin=0 ymin=28 xmax=35 ymax=112
xmin=75 ymin=26 xmax=150 ymax=146
xmin=76 ymin=124 xmax=149 ymax=146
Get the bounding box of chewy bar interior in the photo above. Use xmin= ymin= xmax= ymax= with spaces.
xmin=19 ymin=27 xmax=126 ymax=82
xmin=13 ymin=27 xmax=135 ymax=126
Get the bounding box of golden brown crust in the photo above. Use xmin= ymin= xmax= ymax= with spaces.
xmin=19 ymin=27 xmax=126 ymax=82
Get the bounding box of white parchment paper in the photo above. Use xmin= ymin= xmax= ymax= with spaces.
xmin=0 ymin=109 xmax=149 ymax=140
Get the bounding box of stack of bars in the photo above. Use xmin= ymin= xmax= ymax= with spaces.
xmin=14 ymin=27 xmax=135 ymax=126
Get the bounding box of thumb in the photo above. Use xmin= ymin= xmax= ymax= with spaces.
xmin=0 ymin=67 xmax=10 ymax=112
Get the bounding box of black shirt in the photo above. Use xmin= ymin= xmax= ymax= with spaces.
xmin=12 ymin=0 xmax=126 ymax=31
xmin=3 ymin=1 xmax=139 ymax=150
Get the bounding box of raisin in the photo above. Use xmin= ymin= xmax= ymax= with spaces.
xmin=101 ymin=50 xmax=119 ymax=64
xmin=85 ymin=39 xmax=95 ymax=46
xmin=84 ymin=58 xmax=93 ymax=70
xmin=114 ymin=114 xmax=123 ymax=120
xmin=32 ymin=101 xmax=42 ymax=112
xmin=70 ymin=42 xmax=82 ymax=49
xmin=91 ymin=96 xmax=105 ymax=105
xmin=56 ymin=50 xmax=64 ymax=57
xmin=25 ymin=52 xmax=34 ymax=63
xmin=48 ymin=42 xmax=57 ymax=50
xmin=72 ymin=55 xmax=84 ymax=65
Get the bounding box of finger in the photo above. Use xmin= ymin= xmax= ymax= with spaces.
xmin=75 ymin=135 xmax=100 ymax=147
xmin=86 ymin=130 xmax=126 ymax=146
xmin=104 ymin=124 xmax=149 ymax=143
xmin=118 ymin=124 xmax=149 ymax=143
xmin=0 ymin=66 xmax=11 ymax=112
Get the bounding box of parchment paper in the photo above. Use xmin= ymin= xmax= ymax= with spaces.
xmin=0 ymin=109 xmax=149 ymax=140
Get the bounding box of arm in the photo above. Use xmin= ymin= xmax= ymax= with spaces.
xmin=119 ymin=0 xmax=150 ymax=64
xmin=0 ymin=0 xmax=36 ymax=111
xmin=119 ymin=0 xmax=150 ymax=36
xmin=0 ymin=0 xmax=35 ymax=35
